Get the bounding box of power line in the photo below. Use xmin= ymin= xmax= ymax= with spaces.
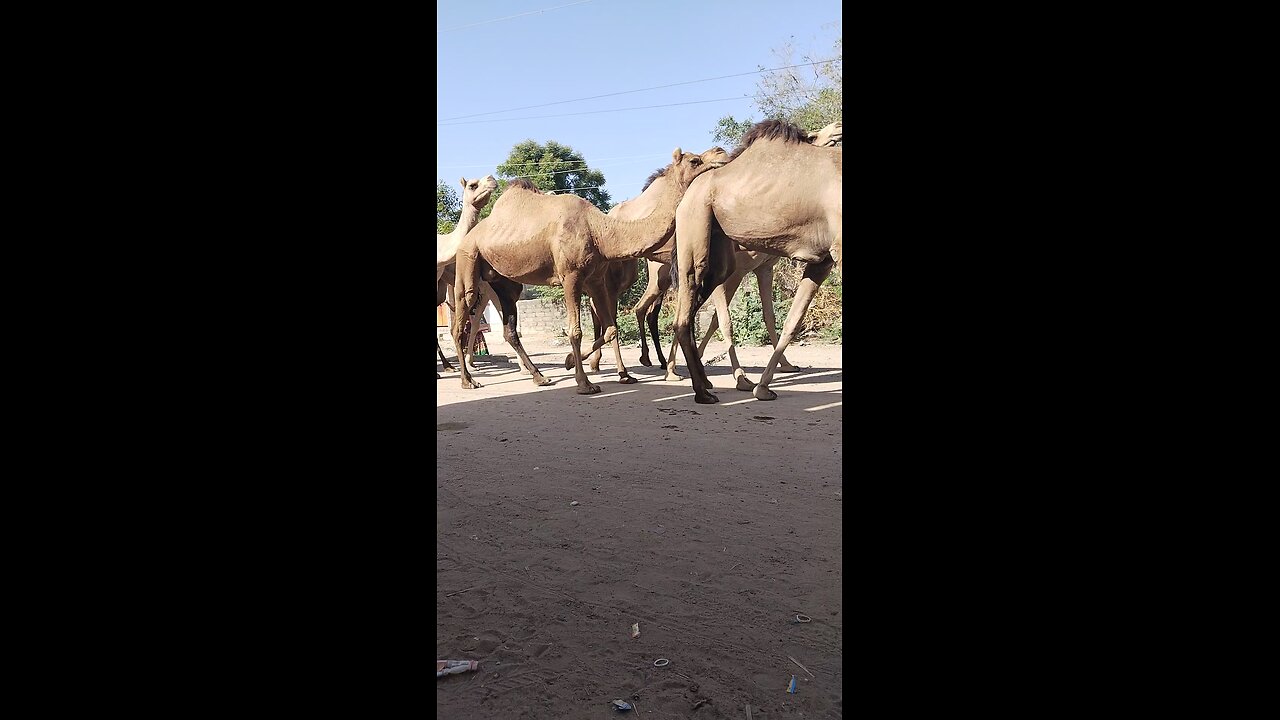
xmin=504 ymin=157 xmax=658 ymax=179
xmin=439 ymin=96 xmax=753 ymax=126
xmin=437 ymin=153 xmax=664 ymax=170
xmin=438 ymin=58 xmax=841 ymax=122
xmin=437 ymin=89 xmax=827 ymax=127
xmin=549 ymin=185 xmax=605 ymax=194
xmin=438 ymin=0 xmax=598 ymax=33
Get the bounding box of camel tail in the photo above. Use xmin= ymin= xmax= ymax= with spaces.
xmin=669 ymin=249 xmax=679 ymax=289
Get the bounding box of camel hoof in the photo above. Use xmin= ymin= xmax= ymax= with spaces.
xmin=618 ymin=374 xmax=637 ymax=384
xmin=440 ymin=362 xmax=455 ymax=371
xmin=590 ymin=364 xmax=601 ymax=373
xmin=436 ymin=373 xmax=441 ymax=379
xmin=520 ymin=365 xmax=534 ymax=375
xmin=778 ymin=364 xmax=801 ymax=373
xmin=735 ymin=375 xmax=757 ymax=392
xmin=638 ymin=355 xmax=652 ymax=367
xmin=533 ymin=376 xmax=552 ymax=386
xmin=564 ymin=354 xmax=574 ymax=369
xmin=462 ymin=380 xmax=483 ymax=389
xmin=577 ymin=383 xmax=601 ymax=395
xmin=664 ymin=373 xmax=687 ymax=382
xmin=753 ymin=385 xmax=777 ymax=401
xmin=694 ymin=391 xmax=720 ymax=404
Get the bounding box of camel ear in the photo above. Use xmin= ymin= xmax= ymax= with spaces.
xmin=459 ymin=177 xmax=467 ymax=188
xmin=672 ymin=147 xmax=683 ymax=162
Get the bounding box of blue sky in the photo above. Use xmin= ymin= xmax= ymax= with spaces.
xmin=437 ymin=0 xmax=842 ymax=204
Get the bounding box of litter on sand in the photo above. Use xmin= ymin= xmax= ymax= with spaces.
xmin=437 ymin=660 xmax=478 ymax=678
xmin=611 ymin=699 xmax=633 ymax=711
xmin=631 ymin=623 xmax=641 ymax=639
xmin=787 ymin=674 xmax=798 ymax=693
xmin=787 ymin=654 xmax=816 ymax=679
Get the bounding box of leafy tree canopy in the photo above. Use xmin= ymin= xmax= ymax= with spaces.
xmin=480 ymin=140 xmax=612 ymax=220
xmin=437 ymin=179 xmax=460 ymax=234
xmin=712 ymin=33 xmax=841 ymax=149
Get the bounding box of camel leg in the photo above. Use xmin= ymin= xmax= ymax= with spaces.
xmin=703 ymin=280 xmax=755 ymax=392
xmin=438 ymin=284 xmax=457 ymax=373
xmin=437 ymin=338 xmax=455 ymax=372
xmin=696 ymin=268 xmax=744 ymax=358
xmin=465 ymin=305 xmax=481 ymax=372
xmin=649 ymin=298 xmax=668 ymax=368
xmin=466 ymin=289 xmax=501 ymax=372
xmin=488 ymin=276 xmax=550 ymax=387
xmin=480 ymin=282 xmax=534 ymax=375
xmin=562 ymin=275 xmax=600 ymax=395
xmin=634 ymin=261 xmax=664 ymax=367
xmin=699 ymin=311 xmax=718 ymax=355
xmin=568 ymin=297 xmax=606 ymax=372
xmin=757 ymin=264 xmax=799 ymax=372
xmin=754 ymin=259 xmax=834 ymax=401
xmin=584 ymin=281 xmax=634 ymax=384
xmin=451 ymin=254 xmax=483 ymax=390
xmin=660 ymin=299 xmax=702 ymax=384
xmin=588 ymin=299 xmax=604 ymax=372
xmin=671 ymin=216 xmax=717 ymax=405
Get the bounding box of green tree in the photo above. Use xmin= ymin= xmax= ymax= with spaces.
xmin=437 ymin=179 xmax=460 ymax=234
xmin=711 ymin=115 xmax=757 ymax=148
xmin=481 ymin=139 xmax=612 ymax=222
xmin=710 ymin=33 xmax=842 ymax=149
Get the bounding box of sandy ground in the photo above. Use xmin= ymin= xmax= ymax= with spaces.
xmin=437 ymin=336 xmax=842 ymax=719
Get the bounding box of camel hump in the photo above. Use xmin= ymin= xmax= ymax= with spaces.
xmin=507 ymin=178 xmax=542 ymax=193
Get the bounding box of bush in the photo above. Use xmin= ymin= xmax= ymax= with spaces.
xmin=703 ymin=265 xmax=841 ymax=345
xmin=614 ymin=311 xmax=640 ymax=344
xmin=529 ymin=285 xmax=566 ymax=310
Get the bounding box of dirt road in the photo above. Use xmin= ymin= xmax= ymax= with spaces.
xmin=437 ymin=339 xmax=843 ymax=718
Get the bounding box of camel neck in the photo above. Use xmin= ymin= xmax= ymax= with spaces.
xmin=456 ymin=203 xmax=482 ymax=235
xmin=592 ymin=177 xmax=682 ymax=261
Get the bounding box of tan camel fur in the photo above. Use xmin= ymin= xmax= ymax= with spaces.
xmin=437 ymin=176 xmax=497 ymax=280
xmin=626 ymin=123 xmax=841 ymax=377
xmin=564 ymin=147 xmax=730 ymax=382
xmin=671 ymin=120 xmax=841 ymax=403
xmin=436 ymin=267 xmax=516 ymax=377
xmin=808 ymin=120 xmax=842 ymax=147
xmin=451 ymin=147 xmax=726 ymax=394
xmin=435 ymin=176 xmax=498 ymax=378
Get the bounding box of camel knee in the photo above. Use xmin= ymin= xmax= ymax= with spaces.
xmin=568 ymin=328 xmax=583 ymax=346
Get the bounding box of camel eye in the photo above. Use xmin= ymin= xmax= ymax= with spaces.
xmin=469 ymin=184 xmax=477 ymax=189
xmin=690 ymin=158 xmax=701 ymax=166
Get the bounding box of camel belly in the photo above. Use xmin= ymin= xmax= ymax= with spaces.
xmin=477 ymin=237 xmax=557 ymax=285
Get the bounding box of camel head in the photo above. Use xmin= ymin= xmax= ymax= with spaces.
xmin=667 ymin=146 xmax=729 ymax=188
xmin=699 ymin=146 xmax=730 ymax=167
xmin=459 ymin=175 xmax=499 ymax=209
xmin=807 ymin=121 xmax=842 ymax=147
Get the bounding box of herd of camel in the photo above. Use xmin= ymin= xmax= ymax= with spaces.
xmin=436 ymin=118 xmax=842 ymax=404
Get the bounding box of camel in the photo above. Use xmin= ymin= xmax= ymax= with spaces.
xmin=625 ymin=123 xmax=842 ymax=375
xmin=808 ymin=120 xmax=842 ymax=147
xmin=436 ymin=176 xmax=498 ymax=378
xmin=437 ymin=175 xmax=497 ymax=280
xmin=563 ymin=148 xmax=730 ymax=382
xmin=670 ymin=119 xmax=842 ymax=403
xmin=451 ymin=147 xmax=727 ymax=394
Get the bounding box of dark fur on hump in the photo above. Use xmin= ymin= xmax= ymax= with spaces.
xmin=728 ymin=119 xmax=810 ymax=160
xmin=640 ymin=166 xmax=669 ymax=193
xmin=506 ymin=178 xmax=543 ymax=193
